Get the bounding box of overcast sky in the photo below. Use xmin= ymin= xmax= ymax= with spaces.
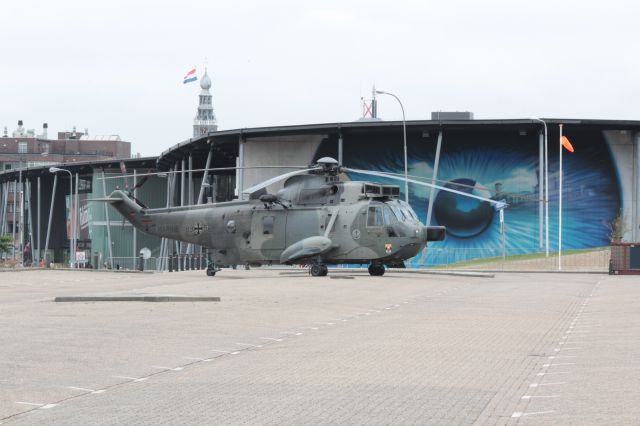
xmin=2 ymin=0 xmax=638 ymax=156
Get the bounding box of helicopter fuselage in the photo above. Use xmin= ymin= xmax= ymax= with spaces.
xmin=108 ymin=175 xmax=445 ymax=268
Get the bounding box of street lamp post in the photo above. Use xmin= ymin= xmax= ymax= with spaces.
xmin=49 ymin=167 xmax=74 ymax=268
xmin=376 ymin=90 xmax=408 ymax=203
xmin=531 ymin=117 xmax=549 ymax=257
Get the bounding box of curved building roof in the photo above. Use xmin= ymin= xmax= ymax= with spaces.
xmin=156 ymin=118 xmax=640 ymax=171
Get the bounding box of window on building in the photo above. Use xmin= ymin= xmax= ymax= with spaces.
xmin=18 ymin=142 xmax=28 ymax=154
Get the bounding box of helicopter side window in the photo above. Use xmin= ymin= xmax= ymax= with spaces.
xmin=262 ymin=216 xmax=275 ymax=235
xmin=367 ymin=206 xmax=384 ymax=227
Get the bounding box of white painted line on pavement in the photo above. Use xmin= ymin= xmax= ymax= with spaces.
xmin=151 ymin=366 xmax=183 ymax=371
xmin=184 ymin=357 xmax=213 ymax=362
xmin=536 ymin=372 xmax=569 ymax=376
xmin=543 ymin=363 xmax=575 ymax=367
xmin=112 ymin=375 xmax=148 ymax=382
xmin=67 ymin=386 xmax=105 ymax=394
xmin=15 ymin=402 xmax=46 ymax=407
xmin=236 ymin=343 xmax=263 ymax=348
xmin=522 ymin=395 xmax=560 ymax=399
xmin=530 ymin=382 xmax=566 ymax=387
xmin=211 ymin=349 xmax=239 ymax=355
xmin=260 ymin=337 xmax=283 ymax=342
xmin=512 ymin=410 xmax=556 ymax=418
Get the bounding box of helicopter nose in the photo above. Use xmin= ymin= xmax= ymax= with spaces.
xmin=423 ymin=226 xmax=446 ymax=243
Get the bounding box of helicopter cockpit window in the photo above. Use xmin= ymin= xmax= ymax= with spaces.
xmin=388 ymin=202 xmax=406 ymax=221
xmin=262 ymin=216 xmax=275 ymax=235
xmin=367 ymin=206 xmax=384 ymax=227
xmin=386 ymin=200 xmax=419 ymax=223
xmin=383 ymin=205 xmax=397 ymax=224
xmin=401 ymin=203 xmax=419 ymax=221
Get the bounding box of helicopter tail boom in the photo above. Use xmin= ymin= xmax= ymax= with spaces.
xmin=101 ymin=190 xmax=145 ymax=226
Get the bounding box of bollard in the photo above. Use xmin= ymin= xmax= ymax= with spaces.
xmin=138 ymin=254 xmax=144 ymax=271
xmin=168 ymin=254 xmax=173 ymax=272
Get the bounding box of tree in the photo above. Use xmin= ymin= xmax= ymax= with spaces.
xmin=0 ymin=235 xmax=12 ymax=254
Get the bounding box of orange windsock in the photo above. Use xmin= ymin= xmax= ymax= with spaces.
xmin=561 ymin=136 xmax=574 ymax=153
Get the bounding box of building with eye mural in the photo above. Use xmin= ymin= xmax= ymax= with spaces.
xmin=158 ymin=117 xmax=637 ymax=268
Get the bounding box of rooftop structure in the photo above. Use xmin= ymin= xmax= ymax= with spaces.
xmin=193 ymin=68 xmax=218 ymax=137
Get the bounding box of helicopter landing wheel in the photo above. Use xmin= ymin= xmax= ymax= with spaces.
xmin=368 ymin=263 xmax=385 ymax=276
xmin=206 ymin=264 xmax=219 ymax=277
xmin=310 ymin=264 xmax=328 ymax=277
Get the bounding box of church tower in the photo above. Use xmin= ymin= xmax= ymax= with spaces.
xmin=193 ymin=68 xmax=218 ymax=137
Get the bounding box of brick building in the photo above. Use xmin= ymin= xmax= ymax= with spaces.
xmin=0 ymin=120 xmax=131 ymax=260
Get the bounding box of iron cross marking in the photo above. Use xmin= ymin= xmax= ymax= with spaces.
xmin=193 ymin=223 xmax=204 ymax=235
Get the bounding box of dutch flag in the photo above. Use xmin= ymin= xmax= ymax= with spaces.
xmin=183 ymin=68 xmax=197 ymax=84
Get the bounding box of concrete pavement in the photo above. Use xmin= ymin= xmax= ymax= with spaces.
xmin=0 ymin=269 xmax=638 ymax=425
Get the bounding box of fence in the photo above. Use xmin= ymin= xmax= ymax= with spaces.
xmin=16 ymin=248 xmax=609 ymax=273
xmin=109 ymin=255 xmax=208 ymax=272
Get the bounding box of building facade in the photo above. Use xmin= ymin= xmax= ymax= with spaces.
xmin=0 ymin=121 xmax=132 ymax=260
xmin=2 ymin=117 xmax=639 ymax=270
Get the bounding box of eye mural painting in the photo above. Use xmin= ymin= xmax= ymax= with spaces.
xmin=314 ymin=124 xmax=628 ymax=267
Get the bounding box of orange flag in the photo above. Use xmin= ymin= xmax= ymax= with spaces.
xmin=561 ymin=136 xmax=574 ymax=153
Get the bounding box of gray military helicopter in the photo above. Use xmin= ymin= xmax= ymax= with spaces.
xmin=100 ymin=157 xmax=505 ymax=277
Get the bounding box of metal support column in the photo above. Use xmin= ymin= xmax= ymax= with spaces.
xmin=172 ymin=162 xmax=180 ymax=257
xmin=43 ymin=174 xmax=57 ymax=265
xmin=237 ymin=136 xmax=244 ymax=199
xmin=558 ymin=124 xmax=564 ymax=271
xmin=538 ymin=131 xmax=544 ymax=249
xmin=12 ymin=179 xmax=17 ymax=259
xmin=426 ymin=130 xmax=443 ymax=226
xmin=27 ymin=180 xmax=35 ymax=266
xmin=180 ymin=159 xmax=185 ymax=255
xmin=197 ymin=147 xmax=213 ymax=205
xmin=338 ymin=133 xmax=343 ymax=165
xmin=0 ymin=183 xmax=6 ymax=236
xmin=19 ymin=170 xmax=24 ymax=265
xmin=73 ymin=173 xmax=79 ymax=267
xmin=101 ymin=170 xmax=114 ymax=269
xmin=1 ymin=183 xmax=8 ymax=235
xmin=133 ymin=169 xmax=137 ymax=260
xmin=37 ymin=176 xmax=41 ymax=264
xmin=188 ymin=155 xmax=193 ymax=255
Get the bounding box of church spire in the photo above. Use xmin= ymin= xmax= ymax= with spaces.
xmin=193 ymin=67 xmax=218 ymax=137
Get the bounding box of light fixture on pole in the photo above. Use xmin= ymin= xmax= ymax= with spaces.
xmin=376 ymin=90 xmax=408 ymax=203
xmin=49 ymin=167 xmax=74 ymax=268
xmin=531 ymin=117 xmax=549 ymax=257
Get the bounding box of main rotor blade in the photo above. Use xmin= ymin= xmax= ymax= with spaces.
xmin=242 ymin=167 xmax=322 ymax=195
xmin=99 ymin=165 xmax=309 ymax=180
xmin=343 ymin=167 xmax=507 ymax=207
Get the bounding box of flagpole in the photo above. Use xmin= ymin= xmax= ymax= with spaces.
xmin=558 ymin=124 xmax=563 ymax=271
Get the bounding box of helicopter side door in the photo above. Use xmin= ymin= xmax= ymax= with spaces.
xmin=250 ymin=210 xmax=286 ymax=260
